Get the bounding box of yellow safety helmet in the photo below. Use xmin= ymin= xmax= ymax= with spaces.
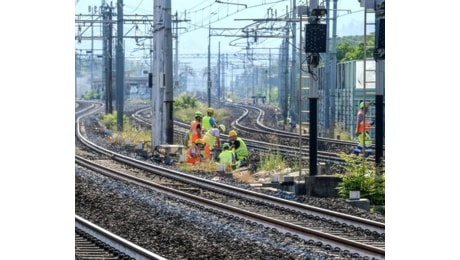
xmin=219 ymin=124 xmax=226 ymax=133
xmin=207 ymin=107 xmax=214 ymax=114
xmin=195 ymin=138 xmax=204 ymax=145
xmin=228 ymin=130 xmax=237 ymax=138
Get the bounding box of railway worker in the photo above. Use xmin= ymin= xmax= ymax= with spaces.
xmin=228 ymin=130 xmax=249 ymax=168
xmin=189 ymin=111 xmax=204 ymax=147
xmin=353 ymin=101 xmax=374 ymax=156
xmin=202 ymin=107 xmax=218 ymax=134
xmin=202 ymin=124 xmax=226 ymax=160
xmin=186 ymin=138 xmax=205 ymax=164
xmin=218 ymin=143 xmax=236 ymax=170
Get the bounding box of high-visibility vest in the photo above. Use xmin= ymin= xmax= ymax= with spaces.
xmin=190 ymin=120 xmax=201 ymax=143
xmin=202 ymin=116 xmax=214 ymax=132
xmin=203 ymin=128 xmax=220 ymax=148
xmin=232 ymin=137 xmax=248 ymax=160
xmin=356 ymin=110 xmax=371 ymax=134
xmin=219 ymin=150 xmax=235 ymax=165
xmin=186 ymin=146 xmax=201 ymax=164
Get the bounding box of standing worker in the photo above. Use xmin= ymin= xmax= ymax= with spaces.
xmin=202 ymin=124 xmax=226 ymax=160
xmin=189 ymin=111 xmax=204 ymax=147
xmin=353 ymin=101 xmax=374 ymax=156
xmin=228 ymin=130 xmax=249 ymax=168
xmin=202 ymin=107 xmax=218 ymax=134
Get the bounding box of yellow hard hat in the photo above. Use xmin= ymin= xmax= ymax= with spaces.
xmin=228 ymin=130 xmax=237 ymax=138
xmin=219 ymin=124 xmax=226 ymax=133
xmin=195 ymin=138 xmax=204 ymax=144
xmin=207 ymin=107 xmax=214 ymax=114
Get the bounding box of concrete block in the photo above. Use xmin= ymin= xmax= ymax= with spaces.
xmin=346 ymin=198 xmax=370 ymax=212
xmin=305 ymin=175 xmax=341 ymax=197
xmin=283 ymin=176 xmax=294 ymax=183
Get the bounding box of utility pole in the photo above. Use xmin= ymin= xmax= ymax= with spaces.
xmin=290 ymin=0 xmax=297 ymax=127
xmin=330 ymin=0 xmax=338 ymax=135
xmin=164 ymin=0 xmax=174 ymax=144
xmin=116 ymin=0 xmax=124 ymax=131
xmin=174 ymin=11 xmax=179 ymax=94
xmin=152 ymin=0 xmax=174 ymax=146
xmin=102 ymin=2 xmax=113 ymax=114
xmin=282 ymin=10 xmax=289 ymax=124
xmin=217 ymin=42 xmax=221 ymax=108
xmin=75 ymin=52 xmax=78 ymax=98
xmin=268 ymin=48 xmax=272 ymax=103
xmin=90 ymin=5 xmax=95 ymax=94
xmin=152 ymin=0 xmax=163 ymax=147
xmin=172 ymin=12 xmax=190 ymax=95
xmin=323 ymin=0 xmax=338 ymax=137
xmin=207 ymin=25 xmax=212 ymax=107
xmin=223 ymin=54 xmax=227 ymax=103
xmin=324 ymin=0 xmax=330 ymax=135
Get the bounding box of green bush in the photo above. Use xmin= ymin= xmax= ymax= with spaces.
xmin=100 ymin=112 xmax=132 ymax=131
xmin=80 ymin=89 xmax=100 ymax=100
xmin=258 ymin=151 xmax=287 ymax=172
xmin=335 ymin=153 xmax=385 ymax=205
xmin=174 ymin=94 xmax=199 ymax=111
xmin=100 ymin=112 xmax=151 ymax=149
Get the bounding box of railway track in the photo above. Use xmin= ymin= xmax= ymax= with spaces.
xmin=132 ymin=103 xmax=378 ymax=172
xmin=76 ymin=100 xmax=385 ymax=259
xmin=76 ymin=215 xmax=166 ymax=260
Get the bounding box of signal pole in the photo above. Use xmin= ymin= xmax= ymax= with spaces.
xmin=305 ymin=2 xmax=327 ymax=177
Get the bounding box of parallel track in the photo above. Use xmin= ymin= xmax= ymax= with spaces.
xmin=76 ymin=101 xmax=385 ymax=259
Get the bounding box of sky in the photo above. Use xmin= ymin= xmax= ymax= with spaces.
xmin=3 ymin=0 xmax=460 ymax=259
xmin=74 ymin=0 xmax=368 ymax=66
xmin=74 ymin=0 xmax=370 ymax=93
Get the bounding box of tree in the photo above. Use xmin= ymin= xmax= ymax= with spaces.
xmin=336 ymin=34 xmax=376 ymax=62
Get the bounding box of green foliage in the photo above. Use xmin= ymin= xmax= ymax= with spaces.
xmin=173 ymin=94 xmax=205 ymax=122
xmin=100 ymin=112 xmax=132 ymax=131
xmin=174 ymin=94 xmax=199 ymax=111
xmin=269 ymin=88 xmax=279 ymax=103
xmin=336 ymin=34 xmax=376 ymax=62
xmin=100 ymin=111 xmax=151 ymax=149
xmin=335 ymin=153 xmax=385 ymax=205
xmin=334 ymin=122 xmax=352 ymax=141
xmin=79 ymin=89 xmax=100 ymax=100
xmin=258 ymin=151 xmax=287 ymax=172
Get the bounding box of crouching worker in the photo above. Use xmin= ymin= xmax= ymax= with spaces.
xmin=218 ymin=143 xmax=236 ymax=171
xmin=228 ymin=130 xmax=249 ymax=168
xmin=186 ymin=138 xmax=205 ymax=164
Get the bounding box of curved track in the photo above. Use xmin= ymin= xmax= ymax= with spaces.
xmin=76 ymin=100 xmax=385 ymax=259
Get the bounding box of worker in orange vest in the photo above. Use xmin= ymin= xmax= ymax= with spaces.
xmin=186 ymin=138 xmax=205 ymax=164
xmin=188 ymin=111 xmax=204 ymax=147
xmin=353 ymin=101 xmax=374 ymax=156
